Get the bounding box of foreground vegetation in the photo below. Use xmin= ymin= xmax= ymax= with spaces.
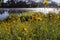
xmin=0 ymin=12 xmax=60 ymax=40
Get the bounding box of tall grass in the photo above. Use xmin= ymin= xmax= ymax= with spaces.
xmin=0 ymin=12 xmax=60 ymax=40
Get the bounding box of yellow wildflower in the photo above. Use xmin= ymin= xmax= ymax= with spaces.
xmin=18 ymin=37 xmax=21 ymax=40
xmin=57 ymin=16 xmax=60 ymax=19
xmin=43 ymin=0 xmax=49 ymax=6
xmin=28 ymin=38 xmax=32 ymax=40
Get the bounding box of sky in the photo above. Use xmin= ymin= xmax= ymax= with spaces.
xmin=3 ymin=0 xmax=60 ymax=3
xmin=52 ymin=0 xmax=60 ymax=3
xmin=3 ymin=0 xmax=8 ymax=3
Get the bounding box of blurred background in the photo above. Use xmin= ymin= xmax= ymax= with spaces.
xmin=0 ymin=8 xmax=60 ymax=14
xmin=0 ymin=0 xmax=60 ymax=8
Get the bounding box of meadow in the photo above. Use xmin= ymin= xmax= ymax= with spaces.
xmin=0 ymin=12 xmax=60 ymax=40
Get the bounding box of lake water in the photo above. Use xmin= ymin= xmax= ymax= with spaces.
xmin=0 ymin=8 xmax=60 ymax=14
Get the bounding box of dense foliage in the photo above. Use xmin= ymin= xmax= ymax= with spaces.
xmin=0 ymin=12 xmax=60 ymax=40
